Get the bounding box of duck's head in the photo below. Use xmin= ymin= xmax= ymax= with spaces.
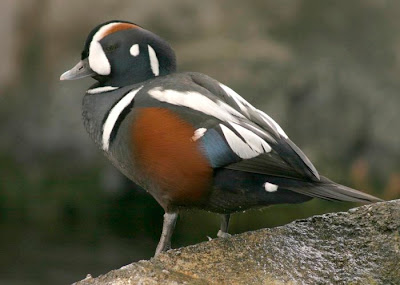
xmin=60 ymin=20 xmax=177 ymax=86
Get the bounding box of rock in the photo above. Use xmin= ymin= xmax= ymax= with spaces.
xmin=74 ymin=200 xmax=400 ymax=284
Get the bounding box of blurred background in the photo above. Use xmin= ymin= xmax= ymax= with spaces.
xmin=1 ymin=0 xmax=399 ymax=284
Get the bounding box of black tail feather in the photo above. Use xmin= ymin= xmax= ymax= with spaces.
xmin=285 ymin=176 xmax=383 ymax=203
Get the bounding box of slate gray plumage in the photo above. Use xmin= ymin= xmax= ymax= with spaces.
xmin=61 ymin=20 xmax=382 ymax=256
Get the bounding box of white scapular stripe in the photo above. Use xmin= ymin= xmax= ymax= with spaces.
xmin=130 ymin=44 xmax=140 ymax=56
xmin=244 ymin=122 xmax=276 ymax=143
xmin=220 ymin=124 xmax=259 ymax=159
xmin=217 ymin=100 xmax=246 ymax=119
xmin=102 ymin=86 xmax=143 ymax=151
xmin=219 ymin=83 xmax=253 ymax=115
xmin=87 ymin=86 xmax=119 ymax=94
xmin=191 ymin=128 xmax=207 ymax=141
xmin=256 ymin=110 xmax=288 ymax=139
xmin=220 ymin=82 xmax=288 ymax=139
xmin=229 ymin=122 xmax=271 ymax=153
xmin=264 ymin=182 xmax=278 ymax=192
xmin=148 ymin=87 xmax=245 ymax=122
xmin=88 ymin=22 xmax=122 ymax=76
xmin=148 ymin=45 xmax=159 ymax=76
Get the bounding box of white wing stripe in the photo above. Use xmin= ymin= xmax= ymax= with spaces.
xmin=102 ymin=86 xmax=143 ymax=151
xmin=220 ymin=83 xmax=253 ymax=108
xmin=229 ymin=122 xmax=272 ymax=153
xmin=220 ymin=124 xmax=259 ymax=159
xmin=219 ymin=83 xmax=253 ymax=115
xmin=256 ymin=110 xmax=288 ymax=139
xmin=220 ymin=82 xmax=288 ymax=139
xmin=243 ymin=123 xmax=276 ymax=143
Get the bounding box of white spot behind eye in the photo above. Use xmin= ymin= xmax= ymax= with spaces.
xmin=130 ymin=44 xmax=140 ymax=56
xmin=148 ymin=45 xmax=159 ymax=76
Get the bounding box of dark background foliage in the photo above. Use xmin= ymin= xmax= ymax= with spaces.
xmin=1 ymin=1 xmax=399 ymax=284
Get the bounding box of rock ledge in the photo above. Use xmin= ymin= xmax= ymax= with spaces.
xmin=74 ymin=200 xmax=400 ymax=284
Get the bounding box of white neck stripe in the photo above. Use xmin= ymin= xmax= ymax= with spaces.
xmin=102 ymin=86 xmax=143 ymax=151
xmin=148 ymin=45 xmax=160 ymax=76
xmin=87 ymin=86 xmax=119 ymax=94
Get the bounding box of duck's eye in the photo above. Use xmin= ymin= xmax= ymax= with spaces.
xmin=104 ymin=44 xmax=119 ymax=53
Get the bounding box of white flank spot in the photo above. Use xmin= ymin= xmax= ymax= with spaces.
xmin=257 ymin=110 xmax=288 ymax=139
xmin=148 ymin=87 xmax=244 ymax=122
xmin=130 ymin=44 xmax=140 ymax=56
xmin=191 ymin=128 xmax=207 ymax=141
xmin=220 ymin=124 xmax=259 ymax=159
xmin=87 ymin=86 xmax=119 ymax=94
xmin=219 ymin=83 xmax=254 ymax=115
xmin=229 ymin=122 xmax=271 ymax=153
xmin=102 ymin=86 xmax=143 ymax=151
xmin=264 ymin=182 xmax=278 ymax=192
xmin=148 ymin=45 xmax=159 ymax=76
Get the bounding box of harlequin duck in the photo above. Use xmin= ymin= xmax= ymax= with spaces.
xmin=60 ymin=20 xmax=382 ymax=256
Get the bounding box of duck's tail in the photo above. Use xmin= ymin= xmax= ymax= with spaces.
xmin=285 ymin=176 xmax=383 ymax=203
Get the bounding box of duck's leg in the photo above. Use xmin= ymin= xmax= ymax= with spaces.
xmin=217 ymin=214 xmax=231 ymax=238
xmin=155 ymin=212 xmax=178 ymax=256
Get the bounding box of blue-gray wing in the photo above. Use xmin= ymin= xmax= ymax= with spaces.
xmin=188 ymin=72 xmax=320 ymax=181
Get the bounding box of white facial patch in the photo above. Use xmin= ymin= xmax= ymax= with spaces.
xmin=191 ymin=128 xmax=207 ymax=141
xmin=147 ymin=45 xmax=159 ymax=76
xmin=88 ymin=22 xmax=122 ymax=76
xmin=264 ymin=182 xmax=278 ymax=192
xmin=102 ymin=86 xmax=143 ymax=151
xmin=86 ymin=86 xmax=119 ymax=94
xmin=148 ymin=87 xmax=245 ymax=123
xmin=89 ymin=41 xmax=111 ymax=75
xmin=130 ymin=44 xmax=140 ymax=56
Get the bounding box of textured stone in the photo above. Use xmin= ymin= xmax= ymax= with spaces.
xmin=74 ymin=200 xmax=400 ymax=284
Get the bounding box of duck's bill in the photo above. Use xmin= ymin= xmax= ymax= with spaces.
xmin=60 ymin=58 xmax=96 ymax=80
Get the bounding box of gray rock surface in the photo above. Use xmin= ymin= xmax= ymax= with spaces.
xmin=74 ymin=200 xmax=400 ymax=284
